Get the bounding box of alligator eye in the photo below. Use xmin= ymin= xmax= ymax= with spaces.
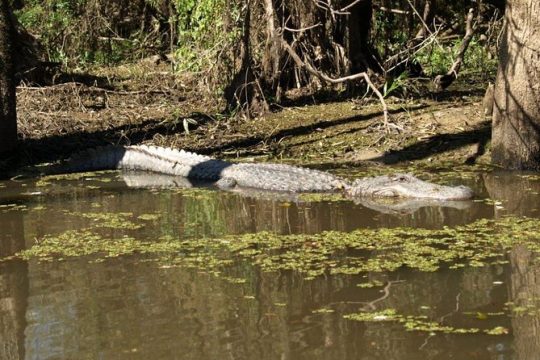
xmin=396 ymin=175 xmax=408 ymax=182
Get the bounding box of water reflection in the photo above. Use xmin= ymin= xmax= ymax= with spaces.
xmin=2 ymin=172 xmax=495 ymax=241
xmin=484 ymin=171 xmax=540 ymax=360
xmin=19 ymin=259 xmax=511 ymax=360
xmin=1 ymin=170 xmax=540 ymax=359
xmin=0 ymin=208 xmax=28 ymax=360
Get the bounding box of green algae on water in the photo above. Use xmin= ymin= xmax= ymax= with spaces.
xmin=357 ymin=280 xmax=384 ymax=288
xmin=0 ymin=204 xmax=27 ymax=212
xmin=343 ymin=308 xmax=508 ymax=335
xmin=19 ymin=230 xmax=142 ymax=260
xmin=13 ymin=217 xmax=540 ymax=282
xmin=297 ymin=192 xmax=347 ymax=202
xmin=137 ymin=213 xmax=162 ymax=221
xmin=66 ymin=211 xmax=143 ymax=229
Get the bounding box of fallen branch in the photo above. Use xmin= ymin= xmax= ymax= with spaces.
xmin=280 ymin=40 xmax=390 ymax=130
xmin=433 ymin=8 xmax=476 ymax=91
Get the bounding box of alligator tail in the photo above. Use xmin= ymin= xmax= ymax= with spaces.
xmin=34 ymin=145 xmax=228 ymax=180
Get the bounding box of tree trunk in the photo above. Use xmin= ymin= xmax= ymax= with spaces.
xmin=0 ymin=0 xmax=17 ymax=155
xmin=223 ymin=2 xmax=267 ymax=116
xmin=491 ymin=0 xmax=540 ymax=169
xmin=347 ymin=0 xmax=381 ymax=73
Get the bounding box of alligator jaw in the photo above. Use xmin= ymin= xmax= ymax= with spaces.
xmin=346 ymin=173 xmax=474 ymax=200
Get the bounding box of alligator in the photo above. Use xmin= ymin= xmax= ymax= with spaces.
xmin=21 ymin=145 xmax=474 ymax=200
xmin=121 ymin=172 xmax=473 ymax=214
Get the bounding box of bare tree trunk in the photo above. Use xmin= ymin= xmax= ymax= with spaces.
xmin=223 ymin=2 xmax=267 ymax=116
xmin=0 ymin=0 xmax=17 ymax=155
xmin=347 ymin=0 xmax=381 ymax=73
xmin=491 ymin=0 xmax=540 ymax=169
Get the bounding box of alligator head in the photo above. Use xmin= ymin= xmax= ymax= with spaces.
xmin=346 ymin=173 xmax=474 ymax=200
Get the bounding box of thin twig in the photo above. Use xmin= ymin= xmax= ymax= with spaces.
xmin=283 ymin=23 xmax=322 ymax=32
xmin=406 ymin=0 xmax=433 ymax=37
xmin=339 ymin=0 xmax=364 ymax=12
xmin=281 ymin=40 xmax=390 ymax=130
xmin=374 ymin=5 xmax=409 ymax=15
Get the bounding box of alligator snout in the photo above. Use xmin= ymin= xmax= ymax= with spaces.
xmin=347 ymin=173 xmax=474 ymax=200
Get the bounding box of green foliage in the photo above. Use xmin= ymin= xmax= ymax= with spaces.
xmin=462 ymin=39 xmax=498 ymax=77
xmin=13 ymin=0 xmax=499 ymax=99
xmin=416 ymin=38 xmax=497 ymax=77
xmin=416 ymin=42 xmax=455 ymax=76
xmin=15 ymin=0 xmax=239 ymax=72
xmin=175 ymin=0 xmax=223 ymax=42
xmin=172 ymin=0 xmax=240 ymax=74
xmin=383 ymin=72 xmax=409 ymax=98
xmin=15 ymin=0 xmax=81 ymax=64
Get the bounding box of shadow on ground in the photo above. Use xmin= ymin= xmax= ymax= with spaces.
xmin=17 ymin=113 xmax=214 ymax=165
xmin=200 ymin=105 xmax=429 ymax=155
xmin=310 ymin=121 xmax=492 ymax=170
xmin=5 ymin=96 xmax=490 ymax=179
xmin=373 ymin=121 xmax=491 ymax=164
xmin=15 ymin=104 xmax=432 ymax=168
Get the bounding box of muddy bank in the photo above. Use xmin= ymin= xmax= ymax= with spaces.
xmin=14 ymin=63 xmax=492 ymax=170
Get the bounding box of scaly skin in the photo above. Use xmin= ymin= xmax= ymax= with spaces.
xmin=347 ymin=173 xmax=474 ymax=200
xmin=27 ymin=145 xmax=474 ymax=200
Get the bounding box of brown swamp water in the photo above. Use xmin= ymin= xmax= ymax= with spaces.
xmin=0 ymin=170 xmax=539 ymax=359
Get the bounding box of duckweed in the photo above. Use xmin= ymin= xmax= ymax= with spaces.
xmin=344 ymin=308 xmax=508 ymax=335
xmin=0 ymin=204 xmax=27 ymax=212
xmin=505 ymin=298 xmax=540 ymax=317
xmin=66 ymin=211 xmax=143 ymax=229
xmin=357 ymin=280 xmax=384 ymax=288
xmin=11 ymin=215 xmax=540 ymax=337
xmin=137 ymin=213 xmax=162 ymax=221
xmin=13 ymin=216 xmax=540 ymax=281
xmin=20 ymin=230 xmax=141 ymax=259
xmin=297 ymin=192 xmax=347 ymax=202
